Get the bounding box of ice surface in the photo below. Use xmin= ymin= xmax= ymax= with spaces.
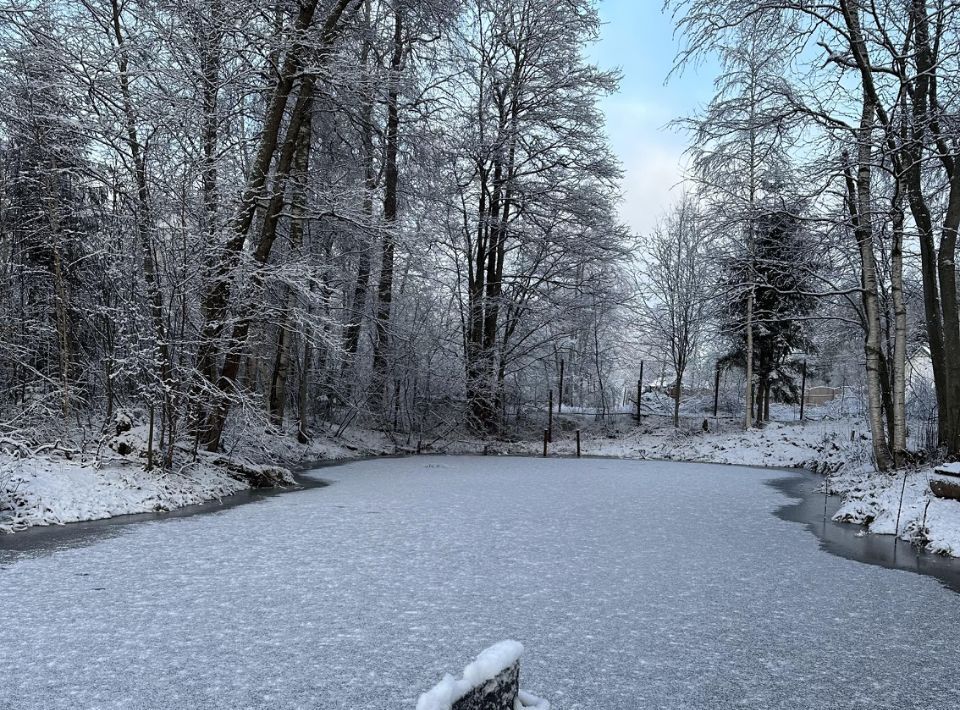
xmin=2 ymin=456 xmax=960 ymax=709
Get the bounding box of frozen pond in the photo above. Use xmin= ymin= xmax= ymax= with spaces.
xmin=2 ymin=456 xmax=959 ymax=709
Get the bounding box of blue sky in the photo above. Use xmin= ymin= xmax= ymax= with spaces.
xmin=587 ymin=0 xmax=718 ymax=235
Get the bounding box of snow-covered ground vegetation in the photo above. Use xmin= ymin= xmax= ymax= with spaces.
xmin=0 ymin=409 xmax=398 ymax=533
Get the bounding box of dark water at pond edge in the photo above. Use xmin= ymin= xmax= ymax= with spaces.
xmin=770 ymin=471 xmax=960 ymax=594
xmin=0 ymin=459 xmax=345 ymax=565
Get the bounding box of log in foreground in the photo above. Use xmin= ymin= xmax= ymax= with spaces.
xmin=930 ymin=477 xmax=960 ymax=501
xmin=416 ymin=641 xmax=549 ymax=710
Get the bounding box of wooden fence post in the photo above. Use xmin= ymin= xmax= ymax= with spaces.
xmin=636 ymin=360 xmax=644 ymax=423
xmin=713 ymin=362 xmax=721 ymax=418
xmin=558 ymin=359 xmax=564 ymax=415
xmin=548 ymin=389 xmax=553 ymax=443
xmin=799 ymin=360 xmax=807 ymax=421
xmin=576 ymin=429 xmax=581 ymax=458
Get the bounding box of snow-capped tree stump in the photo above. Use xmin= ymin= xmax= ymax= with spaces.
xmin=417 ymin=641 xmax=549 ymax=710
xmin=450 ymin=661 xmax=519 ymax=710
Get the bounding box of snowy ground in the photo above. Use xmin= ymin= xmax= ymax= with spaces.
xmin=0 ymin=453 xmax=252 ymax=532
xmin=1 ymin=456 xmax=958 ymax=709
xmin=0 ymin=423 xmax=397 ymax=533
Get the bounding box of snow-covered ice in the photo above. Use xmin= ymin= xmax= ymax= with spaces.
xmin=2 ymin=456 xmax=960 ymax=709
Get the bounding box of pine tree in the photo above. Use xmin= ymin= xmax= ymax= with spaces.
xmin=720 ymin=209 xmax=816 ymax=423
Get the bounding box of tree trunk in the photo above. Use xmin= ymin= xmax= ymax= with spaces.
xmin=890 ymin=180 xmax=908 ymax=461
xmin=904 ymin=0 xmax=950 ymax=449
xmin=744 ymin=270 xmax=754 ymax=429
xmin=838 ymin=0 xmax=894 ymax=470
xmin=297 ymin=322 xmax=313 ymax=444
xmin=369 ymin=6 xmax=403 ymax=414
xmin=341 ymin=0 xmax=376 ymax=385
xmin=108 ymin=0 xmax=174 ymax=463
xmin=204 ymin=74 xmax=318 ymax=450
xmin=196 ymin=0 xmax=357 ymax=450
xmin=269 ymin=88 xmax=314 ymax=426
xmin=673 ymin=372 xmax=682 ymax=428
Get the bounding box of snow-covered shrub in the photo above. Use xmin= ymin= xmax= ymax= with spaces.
xmin=101 ymin=408 xmax=152 ymax=459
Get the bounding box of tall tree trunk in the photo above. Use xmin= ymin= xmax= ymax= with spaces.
xmin=843 ymin=128 xmax=894 ymax=470
xmin=40 ymin=166 xmax=72 ymax=418
xmin=840 ymin=0 xmax=894 ymax=470
xmin=204 ymin=74 xmax=319 ymax=450
xmin=269 ymin=89 xmax=314 ymax=426
xmin=297 ymin=319 xmax=313 ymax=444
xmin=744 ymin=285 xmax=754 ymax=429
xmin=108 ymin=0 xmax=174 ymax=463
xmin=341 ymin=0 xmax=376 ymax=385
xmin=673 ymin=372 xmax=682 ymax=428
xmin=369 ymin=5 xmax=403 ymax=413
xmin=891 ymin=180 xmax=908 ymax=461
xmin=196 ymin=0 xmax=357 ymax=449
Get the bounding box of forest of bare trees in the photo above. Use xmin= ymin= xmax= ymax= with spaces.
xmin=669 ymin=0 xmax=960 ymax=469
xmin=0 ymin=0 xmax=630 ymax=456
xmin=6 ymin=0 xmax=960 ymax=476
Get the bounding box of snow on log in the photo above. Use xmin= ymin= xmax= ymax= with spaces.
xmin=934 ymin=462 xmax=960 ymax=479
xmin=416 ymin=641 xmax=549 ymax=710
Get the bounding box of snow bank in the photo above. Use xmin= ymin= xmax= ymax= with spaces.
xmin=0 ymin=416 xmax=400 ymax=533
xmin=0 ymin=453 xmax=251 ymax=533
xmin=517 ymin=691 xmax=550 ymax=709
xmin=832 ymin=468 xmax=960 ymax=557
xmin=417 ymin=640 xmax=525 ymax=710
xmin=936 ymin=461 xmax=960 ymax=476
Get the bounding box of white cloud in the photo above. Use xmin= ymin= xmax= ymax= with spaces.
xmin=596 ymin=94 xmax=692 ymax=236
xmin=614 ymin=138 xmax=689 ymax=237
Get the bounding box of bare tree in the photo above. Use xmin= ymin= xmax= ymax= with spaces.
xmin=636 ymin=197 xmax=713 ymax=427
